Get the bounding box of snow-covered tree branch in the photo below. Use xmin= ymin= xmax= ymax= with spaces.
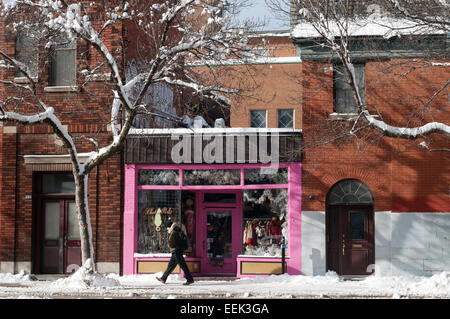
xmin=0 ymin=0 xmax=255 ymax=274
xmin=272 ymin=0 xmax=450 ymax=146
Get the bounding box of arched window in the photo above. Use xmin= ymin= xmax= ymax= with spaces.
xmin=326 ymin=179 xmax=373 ymax=204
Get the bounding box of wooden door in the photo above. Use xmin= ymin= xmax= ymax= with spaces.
xmin=40 ymin=200 xmax=81 ymax=274
xmin=326 ymin=205 xmax=374 ymax=275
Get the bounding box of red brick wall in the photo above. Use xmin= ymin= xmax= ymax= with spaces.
xmin=0 ymin=129 xmax=18 ymax=262
xmin=0 ymin=2 xmax=124 ymax=268
xmin=230 ymin=36 xmax=303 ymax=129
xmin=301 ymin=59 xmax=450 ymax=213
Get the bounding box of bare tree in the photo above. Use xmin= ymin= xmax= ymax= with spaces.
xmin=267 ymin=0 xmax=449 ymax=151
xmin=0 ymin=0 xmax=255 ymax=273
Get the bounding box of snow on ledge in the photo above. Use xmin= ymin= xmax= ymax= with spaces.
xmin=186 ymin=56 xmax=302 ymax=67
xmin=291 ymin=17 xmax=446 ymax=40
xmin=129 ymin=127 xmax=302 ymax=136
xmin=23 ymin=153 xmax=91 ymax=164
xmin=134 ymin=253 xmax=172 ymax=258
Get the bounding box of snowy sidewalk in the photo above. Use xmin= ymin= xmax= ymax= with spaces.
xmin=1 ymin=270 xmax=450 ymax=299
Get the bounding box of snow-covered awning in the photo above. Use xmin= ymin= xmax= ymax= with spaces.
xmin=125 ymin=128 xmax=302 ymax=164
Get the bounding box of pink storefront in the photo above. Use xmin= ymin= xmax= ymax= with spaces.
xmin=122 ymin=128 xmax=302 ymax=277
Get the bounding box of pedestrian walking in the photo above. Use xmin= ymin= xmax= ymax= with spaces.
xmin=156 ymin=221 xmax=194 ymax=285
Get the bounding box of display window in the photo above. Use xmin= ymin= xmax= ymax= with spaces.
xmin=137 ymin=190 xmax=197 ymax=256
xmin=137 ymin=190 xmax=181 ymax=254
xmin=242 ymin=189 xmax=288 ymax=256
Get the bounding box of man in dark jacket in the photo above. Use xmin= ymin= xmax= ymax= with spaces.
xmin=156 ymin=221 xmax=194 ymax=285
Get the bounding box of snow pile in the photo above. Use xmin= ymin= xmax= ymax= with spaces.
xmin=50 ymin=259 xmax=119 ymax=289
xmin=411 ymin=272 xmax=450 ymax=296
xmin=362 ymin=272 xmax=450 ymax=297
xmin=235 ymin=271 xmax=342 ymax=285
xmin=0 ymin=271 xmax=35 ymax=284
xmin=2 ymin=268 xmax=450 ymax=298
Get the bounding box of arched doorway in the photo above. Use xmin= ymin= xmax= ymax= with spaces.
xmin=325 ymin=179 xmax=374 ymax=276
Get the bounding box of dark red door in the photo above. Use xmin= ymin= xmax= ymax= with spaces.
xmin=40 ymin=200 xmax=81 ymax=274
xmin=326 ymin=205 xmax=374 ymax=275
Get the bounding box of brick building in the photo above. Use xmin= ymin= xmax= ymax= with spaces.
xmin=0 ymin=2 xmax=126 ymax=275
xmin=226 ymin=22 xmax=449 ymax=276
xmin=292 ymin=14 xmax=450 ymax=275
xmin=1 ymin=1 xmax=448 ymax=278
xmin=0 ymin=1 xmax=185 ymax=275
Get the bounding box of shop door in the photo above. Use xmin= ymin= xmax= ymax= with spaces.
xmin=326 ymin=205 xmax=374 ymax=275
xmin=40 ymin=200 xmax=81 ymax=274
xmin=200 ymin=192 xmax=242 ymax=275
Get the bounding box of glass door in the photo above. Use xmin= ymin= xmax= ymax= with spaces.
xmin=40 ymin=200 xmax=81 ymax=274
xmin=64 ymin=201 xmax=81 ymax=273
xmin=202 ymin=208 xmax=240 ymax=274
xmin=200 ymin=191 xmax=242 ymax=275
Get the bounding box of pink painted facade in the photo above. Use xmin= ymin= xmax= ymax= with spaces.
xmin=122 ymin=163 xmax=301 ymax=277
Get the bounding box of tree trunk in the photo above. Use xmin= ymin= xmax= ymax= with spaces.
xmin=74 ymin=173 xmax=95 ymax=272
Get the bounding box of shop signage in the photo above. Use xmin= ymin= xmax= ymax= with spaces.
xmin=143 ymin=207 xmax=174 ymax=215
xmin=170 ymin=132 xmax=280 ymax=165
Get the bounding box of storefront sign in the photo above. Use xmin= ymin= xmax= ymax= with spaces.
xmin=143 ymin=207 xmax=174 ymax=215
xmin=170 ymin=132 xmax=280 ymax=165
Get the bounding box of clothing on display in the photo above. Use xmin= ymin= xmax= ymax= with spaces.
xmin=242 ymin=217 xmax=285 ymax=255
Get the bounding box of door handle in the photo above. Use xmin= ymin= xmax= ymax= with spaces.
xmin=342 ymin=239 xmax=345 ymax=256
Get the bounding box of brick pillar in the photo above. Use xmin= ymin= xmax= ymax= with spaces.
xmin=0 ymin=126 xmax=17 ymax=273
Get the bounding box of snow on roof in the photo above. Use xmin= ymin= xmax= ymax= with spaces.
xmin=186 ymin=56 xmax=302 ymax=67
xmin=291 ymin=16 xmax=446 ymax=40
xmin=129 ymin=127 xmax=302 ymax=135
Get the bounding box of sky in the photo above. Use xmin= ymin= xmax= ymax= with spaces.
xmin=2 ymin=0 xmax=288 ymax=31
xmin=236 ymin=0 xmax=289 ymax=31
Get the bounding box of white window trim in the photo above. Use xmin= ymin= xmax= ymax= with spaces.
xmin=328 ymin=113 xmax=359 ymax=121
xmin=44 ymin=86 xmax=79 ymax=93
xmin=14 ymin=76 xmax=38 ymax=84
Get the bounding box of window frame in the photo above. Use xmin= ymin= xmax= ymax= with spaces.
xmin=333 ymin=63 xmax=365 ymax=115
xmin=14 ymin=30 xmax=39 ymax=81
xmin=48 ymin=38 xmax=77 ymax=88
xmin=277 ymin=109 xmax=294 ymax=128
xmin=250 ymin=109 xmax=267 ymax=128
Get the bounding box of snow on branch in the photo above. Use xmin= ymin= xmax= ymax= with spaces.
xmin=364 ymin=112 xmax=450 ymax=139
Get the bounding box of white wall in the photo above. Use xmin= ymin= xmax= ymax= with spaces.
xmin=375 ymin=212 xmax=450 ymax=276
xmin=300 ymin=211 xmax=450 ymax=277
xmin=301 ymin=211 xmax=326 ymax=276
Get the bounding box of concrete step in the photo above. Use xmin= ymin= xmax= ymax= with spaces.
xmin=32 ymin=274 xmax=69 ymax=281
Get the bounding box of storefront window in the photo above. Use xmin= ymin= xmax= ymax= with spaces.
xmin=183 ymin=169 xmax=240 ymax=186
xmin=181 ymin=192 xmax=196 ymax=256
xmin=138 ymin=169 xmax=179 ymax=185
xmin=244 ymin=167 xmax=288 ymax=185
xmin=204 ymin=193 xmax=236 ymax=203
xmin=242 ymin=189 xmax=288 ymax=256
xmin=137 ymin=190 xmax=181 ymax=254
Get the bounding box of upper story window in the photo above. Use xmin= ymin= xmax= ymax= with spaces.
xmin=278 ymin=109 xmax=294 ymax=128
xmin=15 ymin=30 xmax=39 ymax=79
xmin=250 ymin=110 xmax=267 ymax=128
xmin=50 ymin=38 xmax=76 ymax=87
xmin=334 ymin=63 xmax=365 ymax=114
